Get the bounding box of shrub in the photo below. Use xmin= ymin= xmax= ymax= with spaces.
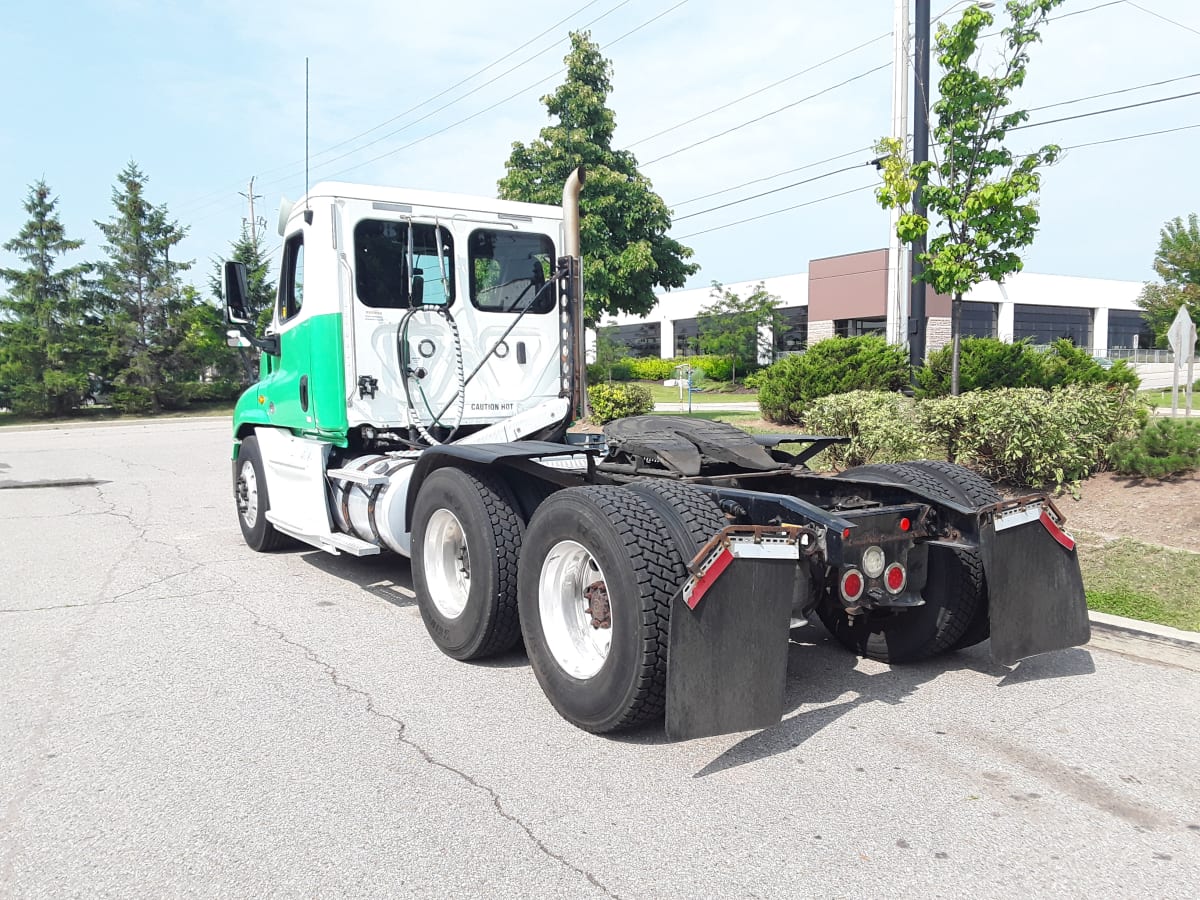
xmin=1037 ymin=339 xmax=1140 ymax=390
xmin=757 ymin=336 xmax=911 ymax=424
xmin=621 ymin=355 xmax=736 ymax=382
xmin=801 ymin=391 xmax=939 ymax=469
xmin=918 ymin=385 xmax=1146 ymax=488
xmin=1106 ymin=418 xmax=1200 ymax=478
xmin=915 ymin=338 xmax=1043 ymax=397
xmin=587 ymin=382 xmax=654 ymax=424
xmin=625 ymin=356 xmax=676 ymax=381
xmin=111 ymin=385 xmax=155 ymax=415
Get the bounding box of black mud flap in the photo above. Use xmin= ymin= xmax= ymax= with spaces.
xmin=978 ymin=516 xmax=1090 ymax=666
xmin=665 ymin=558 xmax=794 ymax=741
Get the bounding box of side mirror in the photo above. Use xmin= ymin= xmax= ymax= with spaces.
xmin=226 ymin=329 xmax=252 ymax=349
xmin=224 ymin=261 xmax=251 ymax=325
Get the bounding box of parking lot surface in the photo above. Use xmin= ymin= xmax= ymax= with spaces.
xmin=2 ymin=418 xmax=1198 ymax=898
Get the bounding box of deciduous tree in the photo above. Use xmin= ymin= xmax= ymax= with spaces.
xmin=697 ymin=281 xmax=783 ymax=384
xmin=1136 ymin=213 xmax=1200 ymax=348
xmin=874 ymin=0 xmax=1063 ymax=394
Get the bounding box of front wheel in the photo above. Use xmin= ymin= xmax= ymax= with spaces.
xmin=232 ymin=434 xmax=290 ymax=552
xmin=518 ymin=486 xmax=687 ymax=733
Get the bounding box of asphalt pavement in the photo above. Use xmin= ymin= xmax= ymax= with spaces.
xmin=2 ymin=418 xmax=1198 ymax=898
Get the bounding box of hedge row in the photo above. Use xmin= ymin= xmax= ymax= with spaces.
xmin=111 ymin=380 xmax=245 ymax=414
xmin=801 ymin=386 xmax=1146 ymax=489
xmin=588 ymin=354 xmax=735 ymax=384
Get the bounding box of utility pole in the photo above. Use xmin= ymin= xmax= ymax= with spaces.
xmin=238 ymin=177 xmax=264 ymax=255
xmin=885 ymin=0 xmax=911 ymax=348
xmin=909 ymin=0 xmax=931 ymax=368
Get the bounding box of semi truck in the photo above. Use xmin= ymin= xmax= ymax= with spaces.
xmin=224 ymin=168 xmax=1089 ymax=741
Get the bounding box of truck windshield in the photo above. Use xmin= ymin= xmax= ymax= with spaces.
xmin=469 ymin=229 xmax=555 ymax=314
xmin=355 ymin=220 xmax=455 ymax=308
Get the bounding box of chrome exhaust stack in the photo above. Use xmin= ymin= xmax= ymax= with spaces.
xmin=562 ymin=167 xmax=588 ymax=419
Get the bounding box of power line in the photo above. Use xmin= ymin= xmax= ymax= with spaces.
xmin=175 ymin=0 xmax=626 ymax=216
xmin=677 ymin=184 xmax=877 ymax=239
xmin=281 ymin=0 xmax=641 ymax=183
xmin=671 ymin=146 xmax=872 ymax=207
xmin=182 ymin=0 xmax=690 ymax=224
xmin=1122 ymin=0 xmax=1200 ymax=39
xmin=673 ymin=163 xmax=868 ymax=222
xmin=1014 ymin=88 xmax=1200 ymax=131
xmin=1026 ymin=72 xmax=1200 ymax=113
xmin=1059 ymin=120 xmax=1200 ymax=150
xmin=622 ymin=32 xmax=891 ymax=150
xmin=318 ymin=1 xmax=689 ymax=183
xmin=641 ymin=63 xmax=891 ymax=167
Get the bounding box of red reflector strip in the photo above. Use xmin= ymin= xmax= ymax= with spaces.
xmin=684 ymin=547 xmax=733 ymax=610
xmin=1039 ymin=509 xmax=1076 ymax=551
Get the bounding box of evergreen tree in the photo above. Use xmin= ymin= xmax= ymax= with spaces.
xmin=0 ymin=180 xmax=95 ymax=416
xmin=498 ymin=31 xmax=698 ymax=323
xmin=94 ymin=162 xmax=192 ymax=412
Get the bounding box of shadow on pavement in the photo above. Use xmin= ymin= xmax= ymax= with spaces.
xmin=692 ymin=624 xmax=1095 ymax=778
xmin=297 ymin=546 xmax=1097 ymax=756
xmin=300 ymin=549 xmax=531 ymax=669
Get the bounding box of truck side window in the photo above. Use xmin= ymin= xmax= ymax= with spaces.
xmin=354 ymin=220 xmax=454 ymax=308
xmin=279 ymin=233 xmax=304 ymax=323
xmin=469 ymin=229 xmax=555 ymax=314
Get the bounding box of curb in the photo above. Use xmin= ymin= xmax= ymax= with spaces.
xmin=0 ymin=415 xmax=231 ymax=433
xmin=1087 ymin=610 xmax=1200 ymax=672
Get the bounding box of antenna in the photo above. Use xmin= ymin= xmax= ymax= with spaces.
xmin=304 ymin=57 xmax=313 ymax=225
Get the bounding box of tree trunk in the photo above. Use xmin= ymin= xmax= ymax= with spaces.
xmin=950 ymin=293 xmax=963 ymax=396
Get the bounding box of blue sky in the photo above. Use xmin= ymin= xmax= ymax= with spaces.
xmin=2 ymin=0 xmax=1198 ymax=300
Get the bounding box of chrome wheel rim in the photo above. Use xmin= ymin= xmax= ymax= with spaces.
xmin=237 ymin=460 xmax=258 ymax=529
xmin=425 ymin=509 xmax=471 ymax=619
xmin=539 ymin=540 xmax=612 ymax=679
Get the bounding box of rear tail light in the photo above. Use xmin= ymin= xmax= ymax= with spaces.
xmin=884 ymin=562 xmax=907 ymax=594
xmin=840 ymin=568 xmax=865 ymax=602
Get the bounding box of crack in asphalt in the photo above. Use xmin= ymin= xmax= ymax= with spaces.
xmin=234 ymin=601 xmax=622 ymax=900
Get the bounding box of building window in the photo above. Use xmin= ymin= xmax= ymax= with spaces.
xmin=960 ymin=302 xmax=997 ymax=338
xmin=1013 ymin=304 xmax=1091 ymax=346
xmin=774 ymin=306 xmax=808 ymax=352
xmin=834 ymin=316 xmax=886 ymax=338
xmin=1107 ymin=309 xmax=1154 ymax=349
xmin=673 ymin=317 xmax=701 ymax=356
xmin=609 ymin=322 xmax=660 ymax=358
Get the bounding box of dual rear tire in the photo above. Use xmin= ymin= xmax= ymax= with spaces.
xmin=412 ymin=472 xmax=725 ymax=733
xmin=819 ymin=460 xmax=998 ymax=663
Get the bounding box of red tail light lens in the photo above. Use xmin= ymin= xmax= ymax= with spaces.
xmin=840 ymin=568 xmax=864 ymax=601
xmin=884 ymin=562 xmax=907 ymax=594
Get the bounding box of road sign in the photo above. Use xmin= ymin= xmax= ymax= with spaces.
xmin=1167 ymin=306 xmax=1196 ymax=362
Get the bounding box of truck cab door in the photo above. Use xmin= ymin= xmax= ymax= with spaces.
xmin=264 ymin=231 xmax=317 ymax=431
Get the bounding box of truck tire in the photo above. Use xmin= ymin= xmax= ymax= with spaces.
xmin=628 ymin=480 xmax=726 ymax=556
xmin=900 ymin=460 xmax=1000 ymax=652
xmin=819 ymin=462 xmax=989 ymax=663
xmin=411 ymin=467 xmax=523 ymax=661
xmin=232 ymin=434 xmax=291 ymax=552
xmin=518 ymin=486 xmax=686 ymax=733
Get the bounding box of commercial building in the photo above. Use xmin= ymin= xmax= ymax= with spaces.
xmin=605 ymin=249 xmax=1152 ymax=360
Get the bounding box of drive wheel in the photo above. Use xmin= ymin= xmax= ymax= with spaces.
xmin=518 ymin=486 xmax=686 ymax=733
xmin=411 ymin=467 xmax=523 ymax=660
xmin=819 ymin=462 xmax=989 ymax=662
xmin=232 ymin=434 xmax=290 ymax=552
